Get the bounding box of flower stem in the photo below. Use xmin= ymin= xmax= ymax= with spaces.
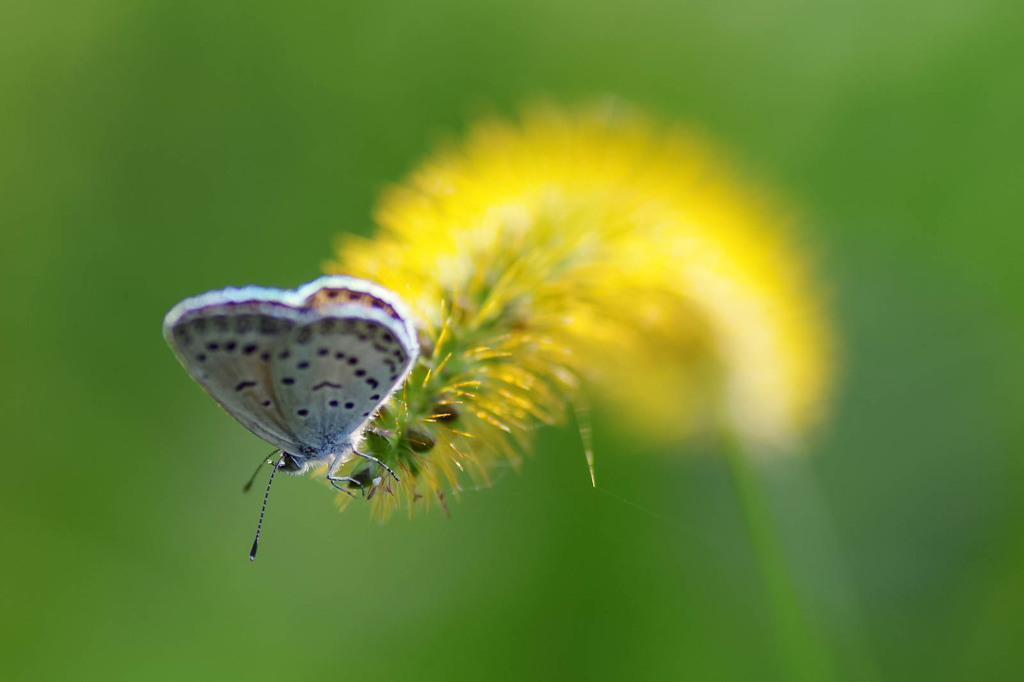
xmin=720 ymin=429 xmax=834 ymax=681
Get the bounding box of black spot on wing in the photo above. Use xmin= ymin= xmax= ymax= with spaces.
xmin=312 ymin=381 xmax=342 ymax=391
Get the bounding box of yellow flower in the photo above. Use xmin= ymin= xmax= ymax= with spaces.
xmin=324 ymin=102 xmax=832 ymax=516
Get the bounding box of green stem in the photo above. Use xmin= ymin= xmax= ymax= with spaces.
xmin=721 ymin=429 xmax=833 ymax=681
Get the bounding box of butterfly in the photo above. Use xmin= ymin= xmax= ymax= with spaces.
xmin=163 ymin=275 xmax=419 ymax=558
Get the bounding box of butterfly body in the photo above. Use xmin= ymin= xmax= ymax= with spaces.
xmin=163 ymin=275 xmax=419 ymax=479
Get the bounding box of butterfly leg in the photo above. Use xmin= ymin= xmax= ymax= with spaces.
xmin=353 ymin=448 xmax=400 ymax=482
xmin=329 ymin=477 xmax=364 ymax=498
xmin=326 ymin=454 xmax=364 ymax=498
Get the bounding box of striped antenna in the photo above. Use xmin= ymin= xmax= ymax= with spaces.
xmin=243 ymin=449 xmax=280 ymax=493
xmin=249 ymin=454 xmax=285 ymax=561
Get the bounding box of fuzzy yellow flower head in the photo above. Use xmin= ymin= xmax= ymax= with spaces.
xmin=325 ymin=103 xmax=832 ymax=515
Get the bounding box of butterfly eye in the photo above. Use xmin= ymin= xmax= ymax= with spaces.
xmin=279 ymin=453 xmax=304 ymax=473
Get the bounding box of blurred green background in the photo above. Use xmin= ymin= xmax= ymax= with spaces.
xmin=2 ymin=0 xmax=1021 ymax=679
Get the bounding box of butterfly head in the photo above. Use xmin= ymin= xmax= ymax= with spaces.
xmin=278 ymin=452 xmax=311 ymax=474
xmin=275 ymin=449 xmax=343 ymax=476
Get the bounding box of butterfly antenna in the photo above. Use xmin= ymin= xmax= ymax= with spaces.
xmin=249 ymin=454 xmax=285 ymax=562
xmin=243 ymin=449 xmax=281 ymax=493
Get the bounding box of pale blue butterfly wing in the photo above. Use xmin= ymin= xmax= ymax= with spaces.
xmin=164 ymin=292 xmax=312 ymax=453
xmin=270 ymin=315 xmax=415 ymax=451
xmin=163 ymin=276 xmax=419 ymax=463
